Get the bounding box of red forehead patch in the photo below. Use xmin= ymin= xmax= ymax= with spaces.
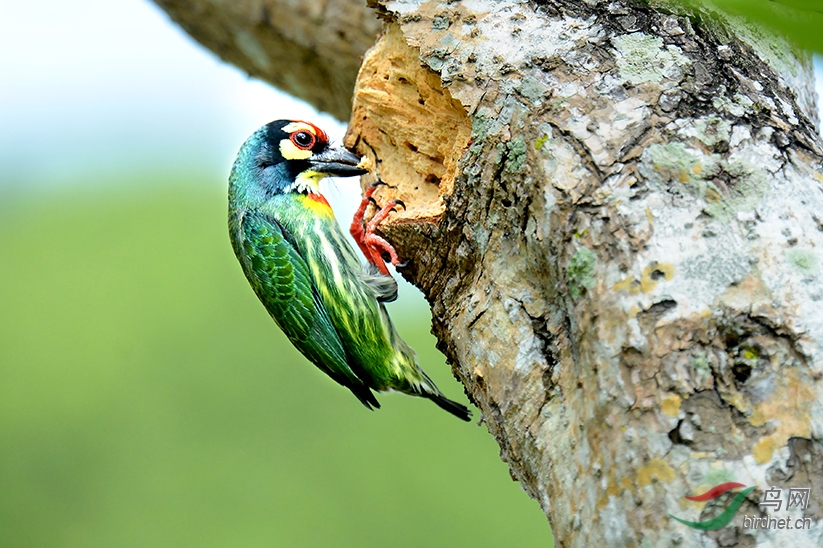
xmin=291 ymin=120 xmax=328 ymax=144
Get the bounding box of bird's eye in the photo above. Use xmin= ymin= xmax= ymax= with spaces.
xmin=291 ymin=131 xmax=315 ymax=150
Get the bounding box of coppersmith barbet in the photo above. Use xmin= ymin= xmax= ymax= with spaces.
xmin=228 ymin=120 xmax=470 ymax=421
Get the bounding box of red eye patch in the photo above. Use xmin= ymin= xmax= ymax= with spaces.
xmin=290 ymin=131 xmax=316 ymax=150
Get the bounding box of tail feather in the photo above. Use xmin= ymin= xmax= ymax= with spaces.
xmin=424 ymin=391 xmax=472 ymax=422
xmin=349 ymin=383 xmax=381 ymax=411
xmin=414 ymin=369 xmax=472 ymax=421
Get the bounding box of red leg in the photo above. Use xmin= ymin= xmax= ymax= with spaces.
xmin=349 ymin=185 xmax=377 ymax=258
xmin=350 ymin=184 xmax=378 ymax=260
xmin=363 ymin=199 xmax=404 ymax=274
xmin=350 ymin=183 xmax=405 ymax=276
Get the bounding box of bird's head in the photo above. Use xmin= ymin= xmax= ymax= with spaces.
xmin=231 ymin=119 xmax=367 ymax=198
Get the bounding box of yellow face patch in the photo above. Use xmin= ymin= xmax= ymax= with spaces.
xmin=279 ymin=121 xmax=328 ymax=160
xmin=279 ymin=139 xmax=313 ymax=160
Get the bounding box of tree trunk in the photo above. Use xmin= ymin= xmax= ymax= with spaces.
xmin=152 ymin=0 xmax=381 ymax=120
xmin=155 ymin=0 xmax=823 ymax=545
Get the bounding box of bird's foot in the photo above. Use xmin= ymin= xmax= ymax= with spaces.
xmin=350 ymin=181 xmax=404 ymax=276
xmin=365 ymin=198 xmax=405 ymax=270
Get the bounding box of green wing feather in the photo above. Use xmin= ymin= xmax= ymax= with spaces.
xmin=239 ymin=211 xmax=379 ymax=409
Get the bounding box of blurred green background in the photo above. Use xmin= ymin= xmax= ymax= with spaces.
xmin=0 ymin=184 xmax=549 ymax=546
xmin=0 ymin=1 xmax=551 ymax=546
xmin=683 ymin=0 xmax=823 ymax=53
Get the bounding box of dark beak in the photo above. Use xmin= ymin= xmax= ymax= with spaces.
xmin=309 ymin=146 xmax=368 ymax=177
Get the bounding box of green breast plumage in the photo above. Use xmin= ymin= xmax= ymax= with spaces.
xmin=229 ymin=193 xmax=414 ymax=404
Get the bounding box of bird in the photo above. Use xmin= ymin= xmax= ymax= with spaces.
xmin=227 ymin=119 xmax=471 ymax=421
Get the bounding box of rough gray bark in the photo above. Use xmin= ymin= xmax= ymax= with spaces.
xmin=349 ymin=1 xmax=823 ymax=545
xmin=155 ymin=0 xmax=823 ymax=545
xmin=152 ymin=0 xmax=381 ymax=119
